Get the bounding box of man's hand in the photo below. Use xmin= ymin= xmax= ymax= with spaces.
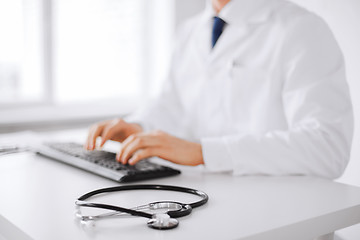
xmin=84 ymin=118 xmax=142 ymax=150
xmin=117 ymin=130 xmax=204 ymax=166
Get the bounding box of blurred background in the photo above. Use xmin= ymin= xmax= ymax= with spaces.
xmin=0 ymin=0 xmax=205 ymax=132
xmin=0 ymin=0 xmax=359 ymax=238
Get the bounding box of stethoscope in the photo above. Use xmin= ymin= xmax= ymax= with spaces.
xmin=75 ymin=184 xmax=209 ymax=230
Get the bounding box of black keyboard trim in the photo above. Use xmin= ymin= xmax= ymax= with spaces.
xmin=36 ymin=142 xmax=181 ymax=183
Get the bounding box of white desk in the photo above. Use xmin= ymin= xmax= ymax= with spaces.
xmin=1 ymin=132 xmax=360 ymax=240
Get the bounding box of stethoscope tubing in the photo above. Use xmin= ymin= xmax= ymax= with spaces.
xmin=77 ymin=184 xmax=209 ymax=209
xmin=76 ymin=200 xmax=153 ymax=219
xmin=76 ymin=184 xmax=209 ymax=219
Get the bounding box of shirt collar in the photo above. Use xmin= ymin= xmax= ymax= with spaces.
xmin=202 ymin=0 xmax=278 ymax=25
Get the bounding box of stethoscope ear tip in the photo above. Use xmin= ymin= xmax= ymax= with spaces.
xmin=147 ymin=214 xmax=179 ymax=230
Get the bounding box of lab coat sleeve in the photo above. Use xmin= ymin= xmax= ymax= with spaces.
xmin=125 ymin=60 xmax=185 ymax=137
xmin=202 ymin=14 xmax=354 ymax=179
xmin=125 ymin=25 xmax=190 ymax=138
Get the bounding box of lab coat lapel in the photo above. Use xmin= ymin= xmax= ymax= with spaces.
xmin=193 ymin=20 xmax=212 ymax=62
xmin=208 ymin=0 xmax=275 ymax=62
xmin=209 ymin=24 xmax=248 ymax=63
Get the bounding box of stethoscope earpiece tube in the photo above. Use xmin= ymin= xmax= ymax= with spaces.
xmin=75 ymin=184 xmax=209 ymax=230
xmin=76 ymin=200 xmax=153 ymax=219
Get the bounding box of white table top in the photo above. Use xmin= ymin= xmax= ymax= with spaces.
xmin=1 ymin=131 xmax=360 ymax=240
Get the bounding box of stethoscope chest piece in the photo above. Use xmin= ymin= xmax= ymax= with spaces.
xmin=147 ymin=213 xmax=179 ymax=230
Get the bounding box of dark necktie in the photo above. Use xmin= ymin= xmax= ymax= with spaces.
xmin=212 ymin=16 xmax=226 ymax=48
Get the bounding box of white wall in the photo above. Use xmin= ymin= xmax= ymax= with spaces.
xmin=174 ymin=0 xmax=206 ymax=27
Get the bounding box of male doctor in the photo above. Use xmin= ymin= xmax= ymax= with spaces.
xmin=85 ymin=0 xmax=353 ymax=179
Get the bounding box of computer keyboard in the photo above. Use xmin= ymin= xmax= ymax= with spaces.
xmin=37 ymin=142 xmax=181 ymax=182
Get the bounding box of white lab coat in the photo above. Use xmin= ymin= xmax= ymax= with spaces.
xmin=128 ymin=0 xmax=353 ymax=179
